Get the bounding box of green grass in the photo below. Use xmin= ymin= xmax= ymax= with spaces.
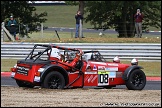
xmin=34 ymin=5 xmax=161 ymax=31
xmin=35 ymin=5 xmax=92 ymax=28
xmin=1 ymin=59 xmax=161 ymax=77
xmin=4 ymin=31 xmax=161 ymax=43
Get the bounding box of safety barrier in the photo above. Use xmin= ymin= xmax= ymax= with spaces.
xmin=1 ymin=42 xmax=161 ymax=61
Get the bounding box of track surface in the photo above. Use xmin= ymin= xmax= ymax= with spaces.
xmin=45 ymin=27 xmax=161 ymax=36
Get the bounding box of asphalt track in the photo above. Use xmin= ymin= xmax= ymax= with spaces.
xmin=1 ymin=72 xmax=161 ymax=90
xmin=45 ymin=27 xmax=161 ymax=36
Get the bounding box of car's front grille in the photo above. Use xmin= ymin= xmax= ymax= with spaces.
xmin=16 ymin=66 xmax=29 ymax=76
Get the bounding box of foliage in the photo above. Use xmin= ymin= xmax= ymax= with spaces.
xmin=84 ymin=1 xmax=161 ymax=38
xmin=1 ymin=1 xmax=47 ymax=37
xmin=66 ymin=1 xmax=79 ymax=5
xmin=66 ymin=1 xmax=85 ymax=15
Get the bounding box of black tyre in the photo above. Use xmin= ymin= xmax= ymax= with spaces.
xmin=42 ymin=71 xmax=65 ymax=89
xmin=125 ymin=69 xmax=146 ymax=90
xmin=16 ymin=79 xmax=34 ymax=88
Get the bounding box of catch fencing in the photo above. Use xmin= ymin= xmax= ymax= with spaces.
xmin=1 ymin=42 xmax=161 ymax=61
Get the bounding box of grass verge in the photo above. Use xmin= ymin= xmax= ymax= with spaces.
xmin=4 ymin=31 xmax=161 ymax=43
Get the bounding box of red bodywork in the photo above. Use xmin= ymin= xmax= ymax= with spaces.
xmin=11 ymin=44 xmax=132 ymax=88
xmin=67 ymin=61 xmax=130 ymax=87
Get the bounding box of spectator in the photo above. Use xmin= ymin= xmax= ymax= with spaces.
xmin=134 ymin=9 xmax=144 ymax=38
xmin=75 ymin=10 xmax=85 ymax=38
xmin=7 ymin=15 xmax=17 ymax=40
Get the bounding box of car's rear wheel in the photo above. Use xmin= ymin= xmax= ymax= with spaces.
xmin=42 ymin=71 xmax=65 ymax=89
xmin=16 ymin=79 xmax=34 ymax=88
xmin=125 ymin=69 xmax=146 ymax=90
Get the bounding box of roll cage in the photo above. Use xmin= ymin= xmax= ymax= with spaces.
xmin=24 ymin=44 xmax=82 ymax=62
xmin=24 ymin=44 xmax=106 ymax=63
xmin=83 ymin=50 xmax=106 ymax=62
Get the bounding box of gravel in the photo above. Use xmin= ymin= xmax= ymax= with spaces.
xmin=1 ymin=86 xmax=161 ymax=107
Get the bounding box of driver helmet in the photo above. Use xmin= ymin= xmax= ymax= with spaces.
xmin=50 ymin=48 xmax=61 ymax=59
xmin=113 ymin=56 xmax=120 ymax=63
xmin=131 ymin=58 xmax=138 ymax=65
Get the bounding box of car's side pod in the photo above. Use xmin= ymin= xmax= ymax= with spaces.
xmin=122 ymin=65 xmax=144 ymax=81
xmin=40 ymin=64 xmax=69 ymax=85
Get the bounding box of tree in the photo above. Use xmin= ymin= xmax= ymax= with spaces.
xmin=1 ymin=1 xmax=47 ymax=37
xmin=84 ymin=1 xmax=161 ymax=37
xmin=66 ymin=1 xmax=85 ymax=15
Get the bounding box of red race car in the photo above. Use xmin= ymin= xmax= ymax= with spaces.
xmin=11 ymin=44 xmax=146 ymax=90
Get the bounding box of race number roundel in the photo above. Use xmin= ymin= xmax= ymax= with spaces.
xmin=98 ymin=71 xmax=109 ymax=86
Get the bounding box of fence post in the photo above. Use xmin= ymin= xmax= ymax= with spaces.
xmin=1 ymin=22 xmax=4 ymax=42
xmin=1 ymin=22 xmax=15 ymax=42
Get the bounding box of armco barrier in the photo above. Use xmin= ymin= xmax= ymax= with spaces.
xmin=1 ymin=42 xmax=161 ymax=61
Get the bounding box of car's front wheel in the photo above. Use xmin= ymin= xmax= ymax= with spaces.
xmin=42 ymin=71 xmax=65 ymax=89
xmin=125 ymin=69 xmax=146 ymax=90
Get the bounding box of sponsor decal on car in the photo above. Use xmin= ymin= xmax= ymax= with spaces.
xmin=84 ymin=75 xmax=97 ymax=83
xmin=85 ymin=72 xmax=97 ymax=74
xmin=108 ymin=72 xmax=116 ymax=78
xmin=105 ymin=67 xmax=118 ymax=71
xmin=97 ymin=66 xmax=118 ymax=86
xmin=98 ymin=66 xmax=105 ymax=70
xmin=93 ymin=65 xmax=97 ymax=70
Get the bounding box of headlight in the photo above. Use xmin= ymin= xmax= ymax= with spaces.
xmin=13 ymin=64 xmax=17 ymax=68
xmin=131 ymin=58 xmax=138 ymax=65
xmin=38 ymin=68 xmax=45 ymax=72
xmin=35 ymin=68 xmax=45 ymax=77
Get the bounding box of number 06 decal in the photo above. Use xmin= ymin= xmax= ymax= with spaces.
xmin=98 ymin=72 xmax=109 ymax=86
